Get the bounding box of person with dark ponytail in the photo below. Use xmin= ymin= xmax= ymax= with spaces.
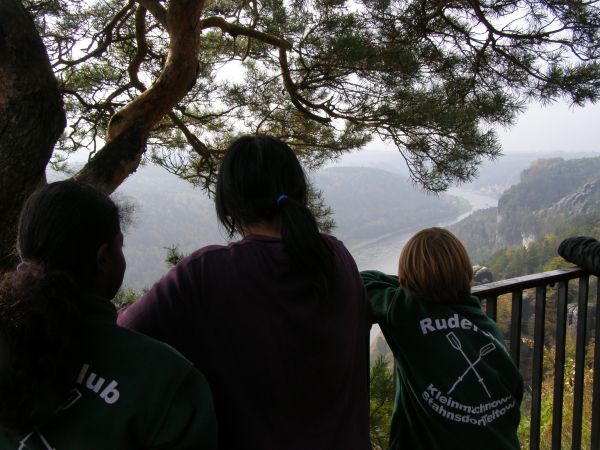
xmin=0 ymin=180 xmax=217 ymax=449
xmin=118 ymin=135 xmax=371 ymax=450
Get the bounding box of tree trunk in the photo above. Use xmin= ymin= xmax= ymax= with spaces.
xmin=75 ymin=0 xmax=206 ymax=194
xmin=0 ymin=0 xmax=206 ymax=271
xmin=0 ymin=0 xmax=66 ymax=273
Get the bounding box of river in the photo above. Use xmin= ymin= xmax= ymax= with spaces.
xmin=347 ymin=187 xmax=499 ymax=342
xmin=349 ymin=187 xmax=498 ymax=273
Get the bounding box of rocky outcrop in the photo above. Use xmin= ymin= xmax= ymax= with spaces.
xmin=495 ymin=158 xmax=600 ymax=249
xmin=473 ymin=265 xmax=493 ymax=285
xmin=545 ymin=179 xmax=600 ymax=217
xmin=454 ymin=158 xmax=600 ymax=263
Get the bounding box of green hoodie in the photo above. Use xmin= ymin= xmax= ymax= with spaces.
xmin=362 ymin=270 xmax=523 ymax=450
xmin=0 ymin=295 xmax=217 ymax=450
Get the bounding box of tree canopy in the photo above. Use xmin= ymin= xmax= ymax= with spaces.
xmin=1 ymin=0 xmax=600 ymax=269
xmin=22 ymin=0 xmax=600 ymax=190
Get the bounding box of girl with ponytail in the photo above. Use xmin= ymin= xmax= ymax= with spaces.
xmin=119 ymin=135 xmax=371 ymax=450
xmin=0 ymin=180 xmax=217 ymax=449
xmin=215 ymin=135 xmax=336 ymax=298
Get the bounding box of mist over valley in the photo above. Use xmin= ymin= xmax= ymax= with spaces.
xmin=101 ymin=150 xmax=600 ymax=291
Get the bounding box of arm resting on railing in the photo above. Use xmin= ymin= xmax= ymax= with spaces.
xmin=558 ymin=236 xmax=600 ymax=276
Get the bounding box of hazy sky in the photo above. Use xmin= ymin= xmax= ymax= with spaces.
xmin=496 ymin=100 xmax=600 ymax=153
xmin=66 ymin=98 xmax=598 ymax=166
xmin=363 ymin=99 xmax=600 ymax=155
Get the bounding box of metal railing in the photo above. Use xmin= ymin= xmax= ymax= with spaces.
xmin=472 ymin=268 xmax=600 ymax=450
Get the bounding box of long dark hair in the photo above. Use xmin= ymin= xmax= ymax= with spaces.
xmin=215 ymin=135 xmax=335 ymax=295
xmin=0 ymin=180 xmax=121 ymax=432
xmin=18 ymin=180 xmax=120 ymax=281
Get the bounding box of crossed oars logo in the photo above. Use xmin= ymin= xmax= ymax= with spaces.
xmin=446 ymin=331 xmax=496 ymax=398
xmin=18 ymin=430 xmax=56 ymax=450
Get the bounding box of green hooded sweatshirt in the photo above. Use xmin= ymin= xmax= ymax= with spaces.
xmin=361 ymin=270 xmax=523 ymax=450
xmin=0 ymin=294 xmax=217 ymax=450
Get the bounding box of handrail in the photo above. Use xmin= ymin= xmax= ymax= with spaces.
xmin=472 ymin=267 xmax=587 ymax=298
xmin=469 ymin=266 xmax=599 ymax=450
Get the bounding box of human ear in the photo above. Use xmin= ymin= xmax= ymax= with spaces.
xmin=96 ymin=243 xmax=112 ymax=274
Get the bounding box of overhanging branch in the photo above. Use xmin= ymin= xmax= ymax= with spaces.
xmin=199 ymin=15 xmax=292 ymax=50
xmin=278 ymin=48 xmax=331 ymax=124
xmin=168 ymin=111 xmax=212 ymax=159
xmin=136 ymin=0 xmax=167 ymax=28
xmin=129 ymin=5 xmax=149 ymax=91
xmin=57 ymin=1 xmax=134 ymax=68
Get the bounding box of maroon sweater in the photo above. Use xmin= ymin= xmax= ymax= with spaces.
xmin=118 ymin=234 xmax=371 ymax=450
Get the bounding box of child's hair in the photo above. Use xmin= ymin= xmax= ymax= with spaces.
xmin=215 ymin=134 xmax=335 ymax=296
xmin=398 ymin=227 xmax=473 ymax=302
xmin=0 ymin=180 xmax=121 ymax=432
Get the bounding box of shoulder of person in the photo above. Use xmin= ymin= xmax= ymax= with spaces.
xmin=320 ymin=233 xmax=344 ymax=246
xmin=320 ymin=233 xmax=356 ymax=258
xmin=163 ymin=243 xmax=239 ymax=279
xmin=360 ymin=270 xmax=399 ymax=285
xmin=184 ymin=243 xmax=232 ymax=263
xmin=111 ymin=325 xmax=194 ymax=372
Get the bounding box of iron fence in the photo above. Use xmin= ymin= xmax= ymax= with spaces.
xmin=472 ymin=268 xmax=600 ymax=450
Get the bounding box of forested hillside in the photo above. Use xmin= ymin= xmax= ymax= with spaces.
xmin=486 ymin=215 xmax=600 ymax=280
xmin=496 ymin=158 xmax=600 ymax=249
xmin=451 ymin=156 xmax=600 ymax=274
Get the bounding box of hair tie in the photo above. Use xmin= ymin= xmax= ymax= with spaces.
xmin=276 ymin=194 xmax=288 ymax=206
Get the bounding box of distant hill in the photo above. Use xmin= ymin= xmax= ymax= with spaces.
xmin=313 ymin=167 xmax=469 ymax=247
xmin=47 ymin=152 xmax=598 ymax=290
xmin=113 ymin=165 xmax=227 ymax=290
xmin=106 ymin=164 xmax=469 ymax=290
xmin=496 ymin=157 xmax=600 ymax=248
xmin=449 ymin=207 xmax=498 ymax=263
xmin=329 ymin=150 xmax=598 ymax=196
xmin=48 ymin=165 xmax=225 ymax=290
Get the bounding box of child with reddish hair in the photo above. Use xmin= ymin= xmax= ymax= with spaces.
xmin=362 ymin=227 xmax=523 ymax=450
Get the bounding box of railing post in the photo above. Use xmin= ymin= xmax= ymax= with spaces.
xmin=510 ymin=291 xmax=523 ymax=366
xmin=591 ymin=279 xmax=600 ymax=449
xmin=486 ymin=295 xmax=498 ymax=322
xmin=552 ymin=280 xmax=569 ymax=450
xmin=530 ymin=285 xmax=547 ymax=450
xmin=572 ymin=276 xmax=589 ymax=450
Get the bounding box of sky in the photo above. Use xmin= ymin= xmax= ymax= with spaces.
xmin=496 ymin=100 xmax=600 ymax=154
xmin=362 ymin=99 xmax=600 ymax=155
xmin=66 ymin=97 xmax=598 ymax=167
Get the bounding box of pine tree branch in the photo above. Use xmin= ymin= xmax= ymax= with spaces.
xmin=136 ymin=0 xmax=167 ymax=28
xmin=57 ymin=1 xmax=134 ymax=68
xmin=198 ymin=15 xmax=292 ymax=49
